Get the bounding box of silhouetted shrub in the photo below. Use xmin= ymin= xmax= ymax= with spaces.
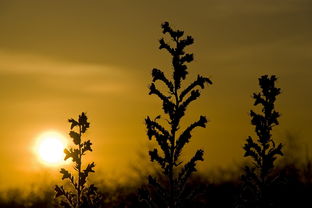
xmin=55 ymin=112 xmax=102 ymax=208
xmin=238 ymin=75 xmax=283 ymax=208
xmin=139 ymin=22 xmax=212 ymax=208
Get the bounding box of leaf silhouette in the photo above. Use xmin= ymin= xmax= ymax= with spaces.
xmin=69 ymin=131 xmax=80 ymax=145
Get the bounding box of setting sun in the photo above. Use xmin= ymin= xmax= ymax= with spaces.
xmin=35 ymin=131 xmax=67 ymax=166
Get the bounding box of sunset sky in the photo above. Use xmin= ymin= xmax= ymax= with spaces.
xmin=0 ymin=0 xmax=311 ymax=190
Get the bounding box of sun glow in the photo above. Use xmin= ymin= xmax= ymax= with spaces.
xmin=35 ymin=131 xmax=68 ymax=166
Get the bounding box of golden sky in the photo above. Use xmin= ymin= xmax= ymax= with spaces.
xmin=0 ymin=0 xmax=311 ymax=189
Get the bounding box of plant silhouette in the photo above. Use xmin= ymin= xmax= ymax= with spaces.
xmin=238 ymin=75 xmax=283 ymax=208
xmin=55 ymin=112 xmax=101 ymax=208
xmin=139 ymin=22 xmax=212 ymax=208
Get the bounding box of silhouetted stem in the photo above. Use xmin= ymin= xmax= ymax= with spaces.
xmin=168 ymin=70 xmax=181 ymax=207
xmin=65 ymin=194 xmax=75 ymax=208
xmin=144 ymin=22 xmax=210 ymax=207
xmin=77 ymin=125 xmax=82 ymax=207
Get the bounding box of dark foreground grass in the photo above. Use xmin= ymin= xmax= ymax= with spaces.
xmin=1 ymin=162 xmax=312 ymax=208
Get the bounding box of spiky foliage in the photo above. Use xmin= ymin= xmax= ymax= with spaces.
xmin=139 ymin=22 xmax=212 ymax=208
xmin=55 ymin=112 xmax=102 ymax=208
xmin=239 ymin=75 xmax=283 ymax=208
